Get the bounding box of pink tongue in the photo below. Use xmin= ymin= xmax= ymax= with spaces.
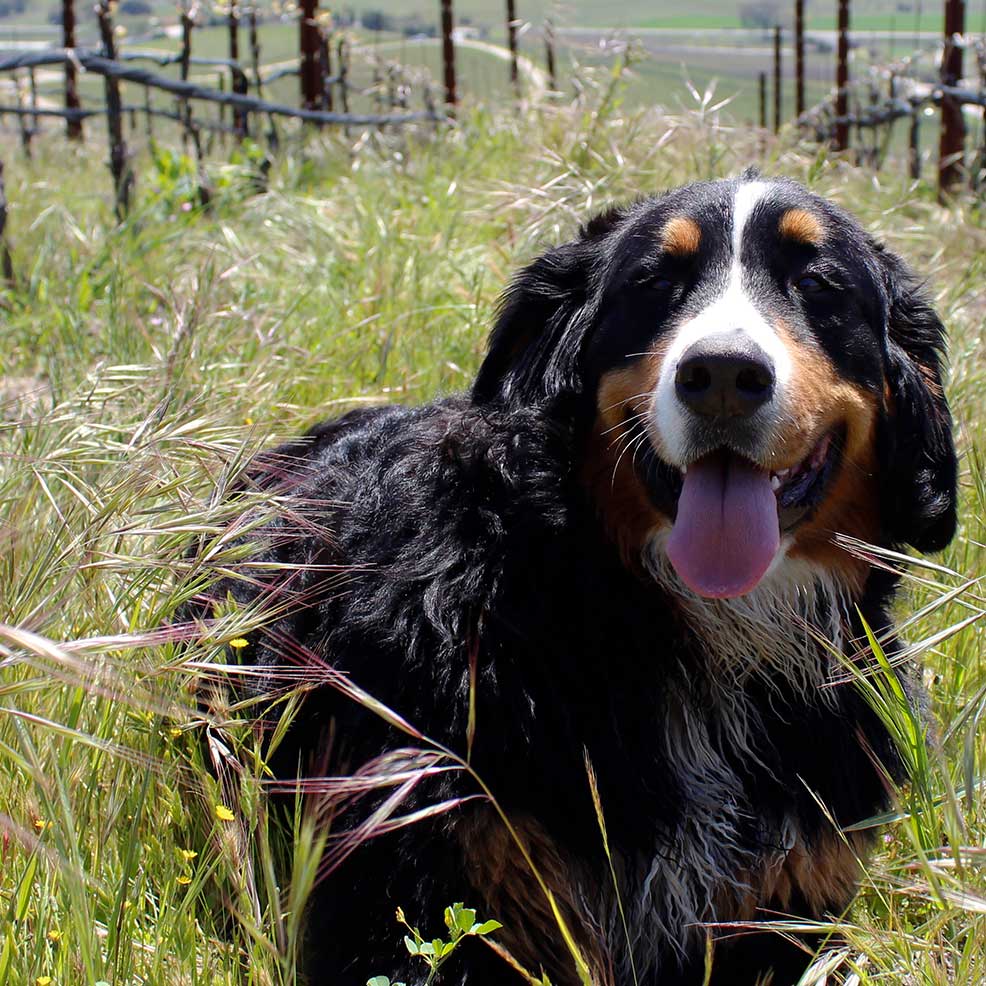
xmin=667 ymin=451 xmax=780 ymax=599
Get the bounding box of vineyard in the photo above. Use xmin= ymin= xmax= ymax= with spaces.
xmin=0 ymin=0 xmax=984 ymax=229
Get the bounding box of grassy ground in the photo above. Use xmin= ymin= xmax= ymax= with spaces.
xmin=2 ymin=77 xmax=986 ymax=986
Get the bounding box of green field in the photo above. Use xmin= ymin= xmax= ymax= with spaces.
xmin=4 ymin=0 xmax=986 ymax=36
xmin=1 ymin=84 xmax=986 ymax=983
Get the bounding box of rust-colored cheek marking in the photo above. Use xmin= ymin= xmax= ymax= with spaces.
xmin=778 ymin=207 xmax=825 ymax=246
xmin=773 ymin=322 xmax=881 ymax=588
xmin=661 ymin=215 xmax=702 ymax=257
xmin=582 ymin=352 xmax=670 ymax=567
xmin=457 ymin=809 xmax=610 ymax=986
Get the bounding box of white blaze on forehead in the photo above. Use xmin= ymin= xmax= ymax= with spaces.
xmin=731 ymin=180 xmax=772 ymax=258
xmin=653 ymin=179 xmax=792 ymax=465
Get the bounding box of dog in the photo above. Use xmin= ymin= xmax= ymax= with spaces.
xmin=192 ymin=173 xmax=957 ymax=985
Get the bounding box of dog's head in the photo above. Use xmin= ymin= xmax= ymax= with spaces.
xmin=473 ymin=175 xmax=957 ymax=599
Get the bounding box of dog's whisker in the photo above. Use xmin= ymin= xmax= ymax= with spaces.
xmin=607 ymin=423 xmax=648 ymax=455
xmin=597 ymin=392 xmax=656 ymax=416
xmin=611 ymin=431 xmax=649 ymax=489
xmin=601 ymin=409 xmax=651 ymax=438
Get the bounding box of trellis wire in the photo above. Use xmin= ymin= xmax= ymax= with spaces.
xmin=0 ymin=49 xmax=442 ymax=128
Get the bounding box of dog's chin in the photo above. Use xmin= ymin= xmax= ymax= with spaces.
xmin=639 ymin=428 xmax=843 ymax=599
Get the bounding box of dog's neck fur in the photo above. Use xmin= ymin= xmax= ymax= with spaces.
xmin=643 ymin=535 xmax=853 ymax=699
xmin=583 ymin=539 xmax=860 ymax=978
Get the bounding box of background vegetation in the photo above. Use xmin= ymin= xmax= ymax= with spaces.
xmin=1 ymin=0 xmax=968 ymax=138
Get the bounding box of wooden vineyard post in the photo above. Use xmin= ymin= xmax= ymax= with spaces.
xmin=372 ymin=57 xmax=383 ymax=112
xmin=28 ymin=68 xmax=39 ymax=135
xmin=338 ymin=36 xmax=350 ymax=116
xmin=178 ymin=3 xmax=205 ymax=161
xmin=228 ymin=3 xmax=239 ymax=66
xmin=178 ymin=2 xmax=194 ymax=146
xmin=96 ymin=0 xmax=133 ymax=220
xmin=938 ymin=0 xmax=966 ymax=199
xmin=320 ymin=28 xmax=334 ymax=112
xmin=228 ymin=2 xmax=248 ymax=138
xmin=249 ymin=5 xmax=279 ymax=149
xmin=853 ymin=89 xmax=863 ymax=161
xmin=0 ymin=159 xmax=13 ymax=288
xmin=506 ymin=0 xmax=520 ymax=100
xmin=773 ymin=25 xmax=782 ymax=133
xmin=249 ymin=5 xmax=262 ymax=97
xmin=883 ymin=73 xmax=898 ymax=170
xmin=62 ymin=0 xmax=82 ymax=139
xmin=868 ymin=75 xmax=879 ymax=167
xmin=216 ymin=72 xmax=226 ymax=151
xmin=300 ymin=0 xmax=322 ymax=113
xmin=794 ymin=0 xmax=805 ymax=116
xmin=976 ymin=43 xmax=986 ymax=188
xmin=834 ymin=0 xmax=850 ymax=151
xmin=15 ymin=75 xmax=30 ymax=158
xmin=909 ymin=109 xmax=921 ymax=180
xmin=441 ymin=0 xmax=457 ymax=113
xmin=386 ymin=63 xmax=396 ymax=110
xmin=545 ymin=18 xmax=557 ymax=92
xmin=758 ymin=70 xmax=767 ymax=155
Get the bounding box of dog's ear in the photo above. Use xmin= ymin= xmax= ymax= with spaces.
xmin=877 ymin=247 xmax=957 ymax=552
xmin=472 ymin=206 xmax=625 ymax=405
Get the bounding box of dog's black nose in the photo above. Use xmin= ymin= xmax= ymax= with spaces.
xmin=674 ymin=333 xmax=775 ymax=419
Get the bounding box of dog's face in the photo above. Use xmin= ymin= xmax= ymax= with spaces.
xmin=474 ymin=175 xmax=957 ymax=599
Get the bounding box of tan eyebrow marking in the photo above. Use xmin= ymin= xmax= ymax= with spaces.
xmin=661 ymin=216 xmax=702 ymax=257
xmin=778 ymin=208 xmax=825 ymax=245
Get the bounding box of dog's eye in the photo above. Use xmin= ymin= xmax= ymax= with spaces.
xmin=630 ymin=272 xmax=676 ymax=295
xmin=795 ymin=274 xmax=828 ymax=294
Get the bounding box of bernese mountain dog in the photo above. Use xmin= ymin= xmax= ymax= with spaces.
xmin=192 ymin=173 xmax=957 ymax=985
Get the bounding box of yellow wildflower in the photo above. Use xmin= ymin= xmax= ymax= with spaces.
xmin=215 ymin=804 xmax=235 ymax=822
xmin=179 ymin=849 xmax=198 ymax=862
xmin=228 ymin=638 xmax=249 ymax=649
xmin=176 ymin=875 xmax=192 ymax=886
xmin=47 ymin=930 xmax=61 ymax=943
xmin=36 ymin=977 xmax=52 ymax=986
